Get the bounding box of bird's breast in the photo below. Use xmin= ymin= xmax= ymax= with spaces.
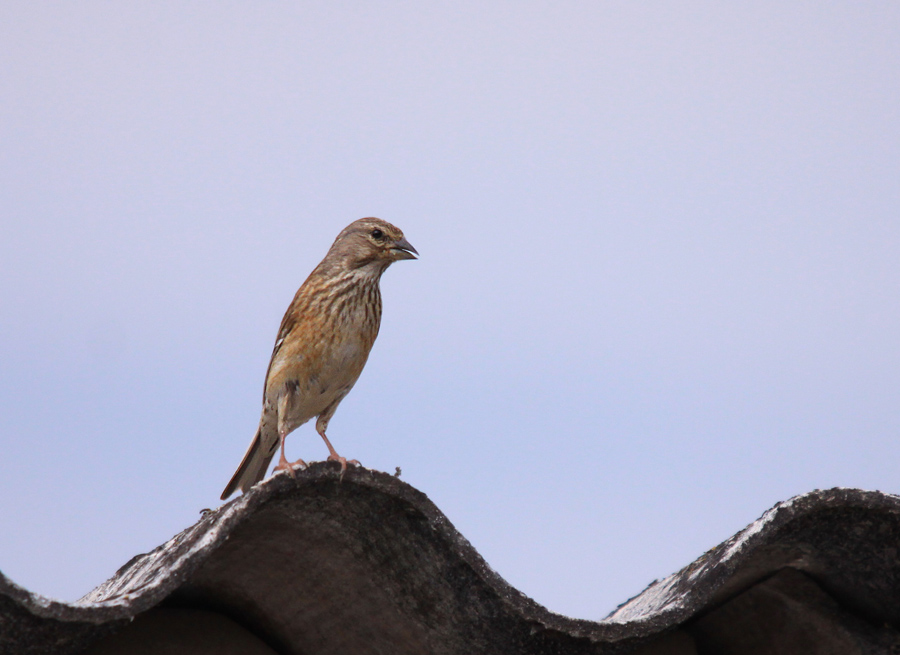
xmin=263 ymin=272 xmax=383 ymax=428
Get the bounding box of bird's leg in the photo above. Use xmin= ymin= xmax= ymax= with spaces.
xmin=273 ymin=430 xmax=307 ymax=478
xmin=316 ymin=423 xmax=359 ymax=479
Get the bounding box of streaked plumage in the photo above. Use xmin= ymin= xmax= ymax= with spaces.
xmin=221 ymin=218 xmax=416 ymax=500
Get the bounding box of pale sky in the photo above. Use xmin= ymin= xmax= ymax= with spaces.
xmin=1 ymin=3 xmax=899 ymax=619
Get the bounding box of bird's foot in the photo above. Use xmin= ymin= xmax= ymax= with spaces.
xmin=274 ymin=457 xmax=308 ymax=479
xmin=327 ymin=454 xmax=360 ymax=480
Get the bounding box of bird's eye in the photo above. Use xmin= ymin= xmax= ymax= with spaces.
xmin=371 ymin=229 xmax=384 ymax=240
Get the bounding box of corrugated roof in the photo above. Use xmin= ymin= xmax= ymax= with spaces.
xmin=2 ymin=465 xmax=899 ymax=654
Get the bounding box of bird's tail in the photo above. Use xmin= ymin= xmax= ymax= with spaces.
xmin=220 ymin=426 xmax=279 ymax=500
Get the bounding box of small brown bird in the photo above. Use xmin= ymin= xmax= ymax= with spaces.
xmin=221 ymin=218 xmax=417 ymax=500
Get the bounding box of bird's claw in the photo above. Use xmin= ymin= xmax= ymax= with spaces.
xmin=327 ymin=454 xmax=360 ymax=481
xmin=274 ymin=458 xmax=308 ymax=480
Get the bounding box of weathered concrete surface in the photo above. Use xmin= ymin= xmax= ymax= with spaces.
xmin=1 ymin=465 xmax=899 ymax=654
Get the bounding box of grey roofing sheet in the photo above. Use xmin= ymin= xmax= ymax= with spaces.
xmin=2 ymin=464 xmax=899 ymax=654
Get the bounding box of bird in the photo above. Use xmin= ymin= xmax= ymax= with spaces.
xmin=220 ymin=218 xmax=417 ymax=500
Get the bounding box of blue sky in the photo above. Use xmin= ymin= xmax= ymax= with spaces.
xmin=1 ymin=3 xmax=898 ymax=619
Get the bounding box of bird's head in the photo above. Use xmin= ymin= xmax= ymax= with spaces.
xmin=327 ymin=217 xmax=418 ymax=271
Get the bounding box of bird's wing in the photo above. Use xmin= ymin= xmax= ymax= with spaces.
xmin=262 ymin=290 xmax=305 ymax=402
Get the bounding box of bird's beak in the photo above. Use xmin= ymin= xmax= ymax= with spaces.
xmin=390 ymin=236 xmax=418 ymax=260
